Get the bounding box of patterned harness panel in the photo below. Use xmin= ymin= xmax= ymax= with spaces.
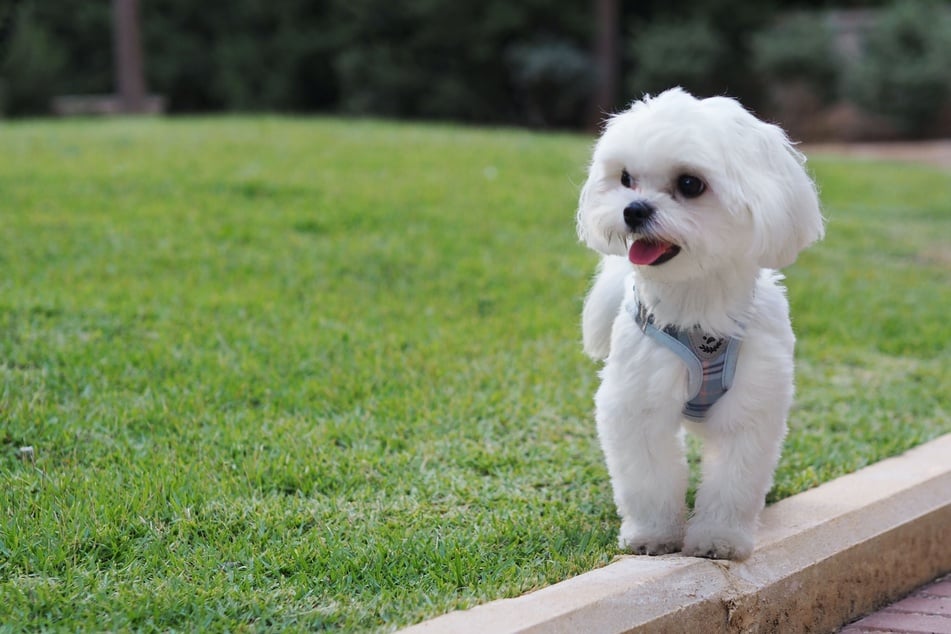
xmin=626 ymin=297 xmax=743 ymax=422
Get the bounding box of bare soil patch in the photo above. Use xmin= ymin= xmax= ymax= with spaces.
xmin=804 ymin=141 xmax=951 ymax=169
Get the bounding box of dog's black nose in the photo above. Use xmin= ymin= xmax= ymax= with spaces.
xmin=623 ymin=200 xmax=655 ymax=230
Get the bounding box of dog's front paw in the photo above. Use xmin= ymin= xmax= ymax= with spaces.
xmin=683 ymin=524 xmax=753 ymax=561
xmin=618 ymin=522 xmax=683 ymax=556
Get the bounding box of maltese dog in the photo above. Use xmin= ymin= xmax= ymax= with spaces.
xmin=577 ymin=88 xmax=824 ymax=561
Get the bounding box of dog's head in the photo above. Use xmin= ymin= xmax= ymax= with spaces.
xmin=577 ymin=88 xmax=824 ymax=278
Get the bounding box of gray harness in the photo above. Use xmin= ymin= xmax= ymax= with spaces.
xmin=626 ymin=295 xmax=743 ymax=422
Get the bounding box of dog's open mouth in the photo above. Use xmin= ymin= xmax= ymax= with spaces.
xmin=628 ymin=239 xmax=681 ymax=266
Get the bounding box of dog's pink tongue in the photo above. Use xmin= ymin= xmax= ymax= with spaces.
xmin=628 ymin=240 xmax=671 ymax=265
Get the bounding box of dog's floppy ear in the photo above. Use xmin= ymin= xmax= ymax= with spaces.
xmin=576 ymin=167 xmax=594 ymax=245
xmin=733 ymin=118 xmax=825 ymax=269
xmin=576 ymin=159 xmax=610 ymax=252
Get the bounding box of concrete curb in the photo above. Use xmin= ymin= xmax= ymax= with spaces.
xmin=402 ymin=434 xmax=951 ymax=633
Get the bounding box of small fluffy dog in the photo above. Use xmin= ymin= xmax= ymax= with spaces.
xmin=577 ymin=88 xmax=824 ymax=560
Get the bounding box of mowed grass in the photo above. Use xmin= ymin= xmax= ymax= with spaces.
xmin=0 ymin=117 xmax=948 ymax=632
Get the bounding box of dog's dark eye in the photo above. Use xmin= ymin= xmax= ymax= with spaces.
xmin=677 ymin=175 xmax=705 ymax=198
xmin=620 ymin=169 xmax=632 ymax=188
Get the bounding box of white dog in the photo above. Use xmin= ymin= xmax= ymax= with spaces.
xmin=578 ymin=88 xmax=824 ymax=560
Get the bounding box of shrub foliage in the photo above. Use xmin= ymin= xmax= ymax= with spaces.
xmin=751 ymin=13 xmax=841 ymax=102
xmin=846 ymin=0 xmax=951 ymax=135
xmin=2 ymin=0 xmax=951 ymax=133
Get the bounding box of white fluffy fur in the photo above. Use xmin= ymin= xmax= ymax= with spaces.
xmin=578 ymin=88 xmax=824 ymax=560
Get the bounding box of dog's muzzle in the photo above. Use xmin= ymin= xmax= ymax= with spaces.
xmin=623 ymin=201 xmax=681 ymax=266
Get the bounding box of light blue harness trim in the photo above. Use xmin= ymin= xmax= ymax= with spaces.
xmin=626 ymin=296 xmax=743 ymax=422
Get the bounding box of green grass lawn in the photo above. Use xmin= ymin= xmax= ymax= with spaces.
xmin=1 ymin=117 xmax=948 ymax=632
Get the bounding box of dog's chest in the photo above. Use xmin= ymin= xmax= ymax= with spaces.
xmin=607 ymin=312 xmax=691 ymax=398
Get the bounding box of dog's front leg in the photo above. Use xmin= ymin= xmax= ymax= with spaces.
xmin=582 ymin=256 xmax=630 ymax=361
xmin=683 ymin=410 xmax=787 ymax=561
xmin=595 ymin=388 xmax=688 ymax=555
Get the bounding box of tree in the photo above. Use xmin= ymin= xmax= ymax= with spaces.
xmin=113 ymin=0 xmax=148 ymax=112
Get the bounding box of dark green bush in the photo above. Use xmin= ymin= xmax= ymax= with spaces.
xmin=627 ymin=20 xmax=727 ymax=99
xmin=751 ymin=13 xmax=840 ymax=101
xmin=0 ymin=0 xmax=771 ymax=123
xmin=12 ymin=0 xmax=947 ymax=136
xmin=0 ymin=0 xmax=596 ymax=123
xmin=0 ymin=5 xmax=65 ymax=116
xmin=0 ymin=0 xmax=341 ymax=115
xmin=332 ymin=0 xmax=593 ymax=125
xmin=846 ymin=0 xmax=951 ymax=135
xmin=143 ymin=0 xmax=340 ymax=112
xmin=507 ymin=40 xmax=594 ymax=127
xmin=0 ymin=2 xmax=113 ymax=116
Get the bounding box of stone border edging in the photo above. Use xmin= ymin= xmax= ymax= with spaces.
xmin=402 ymin=433 xmax=951 ymax=633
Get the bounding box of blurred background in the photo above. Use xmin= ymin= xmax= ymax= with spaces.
xmin=1 ymin=0 xmax=950 ymax=140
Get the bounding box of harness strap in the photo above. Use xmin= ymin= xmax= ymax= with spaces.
xmin=625 ymin=297 xmax=743 ymax=422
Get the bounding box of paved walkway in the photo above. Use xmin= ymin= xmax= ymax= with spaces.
xmin=839 ymin=574 xmax=951 ymax=633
